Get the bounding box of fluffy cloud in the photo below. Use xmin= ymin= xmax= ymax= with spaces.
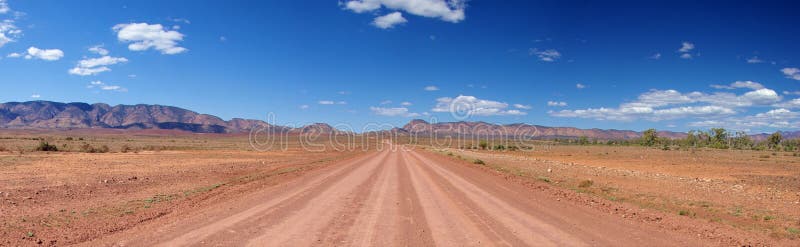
xmin=690 ymin=108 xmax=800 ymax=130
xmin=0 ymin=20 xmax=20 ymax=48
xmin=370 ymin=106 xmax=421 ymax=117
xmin=88 ymin=45 xmax=109 ymax=55
xmin=342 ymin=0 xmax=466 ymax=25
xmin=678 ymin=41 xmax=695 ymax=59
xmin=372 ymin=12 xmax=407 ymax=29
xmin=710 ymin=81 xmax=764 ymax=90
xmin=30 ymin=94 xmax=40 ymax=98
xmin=69 ymin=56 xmax=128 ymax=76
xmin=318 ymin=100 xmax=335 ymax=105
xmin=113 ymin=23 xmax=187 ymax=54
xmin=0 ymin=0 xmax=9 ymax=14
xmin=529 ymin=48 xmax=561 ymax=62
xmin=782 ymin=68 xmax=800 ymax=81
xmin=87 ymin=81 xmax=127 ymax=92
xmin=513 ymin=104 xmax=532 ymax=109
xmin=774 ymin=98 xmax=800 ymax=109
xmin=6 ymin=52 xmax=20 ymax=58
xmin=432 ymin=95 xmax=527 ymax=117
xmin=576 ymin=83 xmax=586 ymax=89
xmin=25 ymin=47 xmax=64 ymax=61
xmin=550 ymin=83 xmax=786 ymax=122
xmin=547 ymin=101 xmax=567 ymax=107
xmin=424 ymin=85 xmax=439 ymax=91
xmin=678 ymin=42 xmax=694 ymax=53
xmin=401 ymin=101 xmax=413 ymax=106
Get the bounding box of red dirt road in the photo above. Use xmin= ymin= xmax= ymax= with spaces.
xmin=96 ymin=146 xmax=708 ymax=246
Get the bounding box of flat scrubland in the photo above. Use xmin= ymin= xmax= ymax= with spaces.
xmin=2 ymin=130 xmax=799 ymax=246
xmin=423 ymin=141 xmax=800 ymax=240
xmin=0 ymin=129 xmax=369 ymax=246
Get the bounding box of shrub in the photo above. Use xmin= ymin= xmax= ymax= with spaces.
xmin=493 ymin=144 xmax=506 ymax=150
xmin=35 ymin=141 xmax=58 ymax=152
xmin=80 ymin=143 xmax=110 ymax=153
xmin=578 ymin=180 xmax=594 ymax=188
xmin=473 ymin=159 xmax=486 ymax=165
xmin=120 ymin=144 xmax=133 ymax=153
xmin=478 ymin=141 xmax=488 ymax=150
xmin=65 ymin=137 xmax=74 ymax=141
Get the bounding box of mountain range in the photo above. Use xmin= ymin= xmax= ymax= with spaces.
xmin=1 ymin=101 xmax=797 ymax=140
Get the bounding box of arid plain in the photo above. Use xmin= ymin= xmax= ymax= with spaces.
xmin=1 ymin=130 xmax=798 ymax=246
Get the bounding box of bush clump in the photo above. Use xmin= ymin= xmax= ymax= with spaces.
xmin=473 ymin=159 xmax=486 ymax=165
xmin=80 ymin=143 xmax=110 ymax=153
xmin=578 ymin=180 xmax=594 ymax=188
xmin=35 ymin=141 xmax=58 ymax=152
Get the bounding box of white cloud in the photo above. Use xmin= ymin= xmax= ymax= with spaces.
xmin=513 ymin=104 xmax=532 ymax=109
xmin=782 ymin=67 xmax=800 ymax=81
xmin=88 ymin=45 xmax=109 ymax=55
xmin=337 ymin=101 xmax=347 ymax=105
xmin=87 ymin=80 xmax=127 ymax=92
xmin=113 ymin=23 xmax=187 ymax=54
xmin=69 ymin=56 xmax=128 ymax=76
xmin=424 ymin=85 xmax=439 ymax=91
xmin=678 ymin=42 xmax=695 ymax=59
xmin=0 ymin=19 xmax=20 ymax=48
xmin=576 ymin=83 xmax=586 ymax=89
xmin=380 ymin=100 xmax=392 ymax=105
xmin=547 ymin=101 xmax=567 ymax=107
xmin=6 ymin=52 xmax=20 ymax=58
xmin=690 ymin=108 xmax=800 ymax=131
xmin=30 ymin=94 xmax=40 ymax=98
xmin=678 ymin=42 xmax=695 ymax=53
xmin=342 ymin=0 xmax=466 ymax=24
xmin=746 ymin=56 xmax=763 ymax=64
xmin=431 ymin=95 xmax=527 ymax=117
xmin=530 ymin=48 xmax=561 ymax=62
xmin=25 ymin=47 xmax=64 ymax=61
xmin=401 ymin=101 xmax=413 ymax=106
xmin=318 ymin=100 xmax=335 ymax=105
xmin=649 ymin=53 xmax=661 ymax=60
xmin=784 ymin=91 xmax=800 ymax=96
xmin=550 ymin=86 xmax=784 ymax=122
xmin=774 ymin=98 xmax=800 ymax=109
xmin=0 ymin=0 xmax=9 ymax=14
xmin=372 ymin=12 xmax=407 ymax=29
xmin=370 ymin=106 xmax=421 ymax=117
xmin=710 ymin=80 xmax=764 ymax=90
xmin=299 ymin=105 xmax=310 ymax=110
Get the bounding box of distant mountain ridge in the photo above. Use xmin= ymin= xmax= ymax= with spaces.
xmin=0 ymin=101 xmax=278 ymax=133
xmin=1 ymin=101 xmax=797 ymax=139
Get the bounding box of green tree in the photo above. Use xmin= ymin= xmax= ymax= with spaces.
xmin=685 ymin=130 xmax=698 ymax=147
xmin=708 ymin=128 xmax=728 ymax=149
xmin=641 ymin=129 xmax=658 ymax=146
xmin=767 ymin=132 xmax=782 ymax=150
xmin=578 ymin=136 xmax=589 ymax=145
xmin=731 ymin=131 xmax=753 ymax=150
xmin=478 ymin=140 xmax=489 ymax=150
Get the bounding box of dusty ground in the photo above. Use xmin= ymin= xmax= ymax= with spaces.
xmin=0 ymin=130 xmax=364 ymax=246
xmin=432 ymin=145 xmax=800 ymax=242
xmin=1 ymin=130 xmax=798 ymax=246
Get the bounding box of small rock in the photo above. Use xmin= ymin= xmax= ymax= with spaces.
xmin=547 ymin=168 xmax=552 ymax=173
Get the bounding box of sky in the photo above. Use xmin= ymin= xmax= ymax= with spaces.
xmin=0 ymin=0 xmax=799 ymax=133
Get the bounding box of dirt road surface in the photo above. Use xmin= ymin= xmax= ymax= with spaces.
xmin=94 ymin=146 xmax=710 ymax=246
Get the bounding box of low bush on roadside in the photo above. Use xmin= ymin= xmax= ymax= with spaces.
xmin=578 ymin=180 xmax=594 ymax=188
xmin=35 ymin=141 xmax=58 ymax=152
xmin=537 ymin=176 xmax=551 ymax=183
xmin=80 ymin=143 xmax=110 ymax=153
xmin=473 ymin=159 xmax=486 ymax=165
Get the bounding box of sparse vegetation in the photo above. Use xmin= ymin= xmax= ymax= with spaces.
xmin=35 ymin=141 xmax=58 ymax=152
xmin=80 ymin=143 xmax=110 ymax=153
xmin=537 ymin=176 xmax=551 ymax=183
xmin=473 ymin=159 xmax=485 ymax=165
xmin=578 ymin=180 xmax=594 ymax=188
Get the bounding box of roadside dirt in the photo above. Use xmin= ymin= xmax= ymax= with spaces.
xmin=85 ymin=145 xmax=765 ymax=246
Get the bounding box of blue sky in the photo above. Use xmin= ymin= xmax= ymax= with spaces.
xmin=1 ymin=0 xmax=799 ymax=133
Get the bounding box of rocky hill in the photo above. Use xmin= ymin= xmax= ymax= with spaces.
xmin=2 ymin=101 xmax=795 ymax=139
